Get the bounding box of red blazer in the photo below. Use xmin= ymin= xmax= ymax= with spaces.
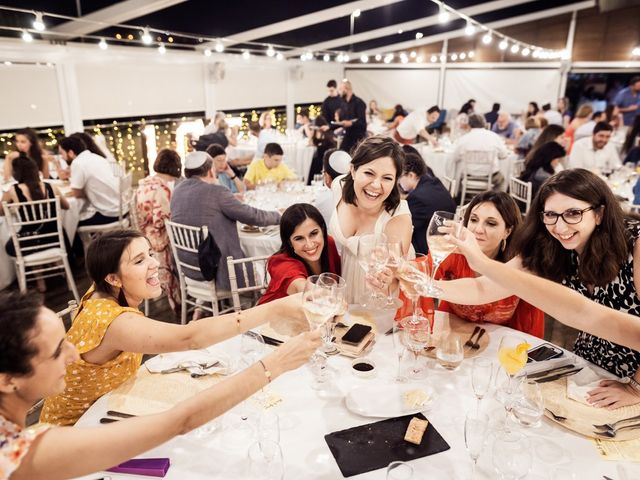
xmin=258 ymin=236 xmax=341 ymax=305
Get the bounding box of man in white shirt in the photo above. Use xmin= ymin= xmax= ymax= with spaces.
xmin=394 ymin=106 xmax=440 ymax=145
xmin=542 ymin=103 xmax=563 ymax=125
xmin=58 ymin=136 xmax=120 ymax=225
xmin=453 ymin=114 xmax=509 ymax=187
xmin=568 ymin=122 xmax=620 ymax=172
xmin=574 ymin=111 xmax=607 ymax=141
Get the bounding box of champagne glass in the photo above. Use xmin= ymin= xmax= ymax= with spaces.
xmin=386 ymin=461 xmax=414 ymax=480
xmin=383 ymin=240 xmax=404 ymax=309
xmin=241 ymin=331 xmax=266 ymax=368
xmin=436 ymin=333 xmax=464 ymax=371
xmin=492 ymin=431 xmax=532 ymax=480
xmin=497 ymin=335 xmax=529 ymax=396
xmin=471 ymin=357 xmax=493 ymax=410
xmin=318 ymin=273 xmax=346 ymax=355
xmin=248 ymin=440 xmax=284 ymax=480
xmin=511 ymin=378 xmax=544 ymax=428
xmin=396 ymin=254 xmax=430 ymax=325
xmin=357 ymin=233 xmax=388 ymax=308
xmin=401 ymin=315 xmax=431 ymax=380
xmin=391 ymin=322 xmax=408 ymax=382
xmin=423 ymin=211 xmax=457 ymax=297
xmin=257 ymin=411 xmax=280 ymax=446
xmin=465 ymin=412 xmax=489 ymax=479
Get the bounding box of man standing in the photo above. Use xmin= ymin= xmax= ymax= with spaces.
xmin=568 ymin=122 xmax=620 ymax=172
xmin=243 ymin=143 xmax=296 ymax=189
xmin=614 ymin=76 xmax=640 ymax=127
xmin=336 ymin=79 xmax=367 ymax=154
xmin=322 ymin=80 xmax=344 ymax=130
xmin=395 ymin=106 xmax=441 ymax=145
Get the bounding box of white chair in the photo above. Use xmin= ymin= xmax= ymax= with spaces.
xmin=2 ymin=197 xmax=79 ymax=302
xmin=442 ymin=175 xmax=457 ymax=198
xmin=226 ymin=255 xmax=270 ymax=311
xmin=459 ymin=150 xmax=496 ymax=206
xmin=512 ymin=159 xmax=525 ymax=178
xmin=77 ymin=171 xmax=134 ymax=253
xmin=509 ymin=176 xmax=533 ymax=213
xmin=166 ymin=220 xmax=233 ymax=324
xmin=456 ymin=202 xmax=471 ymax=220
xmin=126 ymin=190 xmax=149 ymax=315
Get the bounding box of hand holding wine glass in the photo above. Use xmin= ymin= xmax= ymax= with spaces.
xmin=357 ymin=233 xmax=388 ymax=307
xmin=423 ymin=211 xmax=457 ymax=297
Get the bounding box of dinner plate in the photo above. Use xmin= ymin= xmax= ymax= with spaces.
xmin=345 ymin=382 xmax=435 ymax=418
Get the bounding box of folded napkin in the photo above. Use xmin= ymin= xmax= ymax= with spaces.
xmin=145 ymin=349 xmax=227 ymax=376
xmin=567 ymin=366 xmax=607 ymax=405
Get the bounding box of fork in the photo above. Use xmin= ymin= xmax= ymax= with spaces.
xmin=594 ymin=422 xmax=640 ymax=438
xmin=471 ymin=328 xmax=486 ymax=349
xmin=593 ymin=413 xmax=640 ymax=431
xmin=545 ymin=408 xmax=567 ymax=422
xmin=464 ymin=326 xmax=481 ymax=349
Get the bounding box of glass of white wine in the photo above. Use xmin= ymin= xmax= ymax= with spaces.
xmin=396 ymin=254 xmax=430 ymax=325
xmin=422 ymin=211 xmax=457 ymax=297
xmin=357 ymin=233 xmax=388 ymax=308
xmin=318 ymin=273 xmax=346 ymax=355
xmin=382 ymin=239 xmax=404 ymax=310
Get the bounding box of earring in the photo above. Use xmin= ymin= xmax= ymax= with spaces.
xmin=501 ymin=238 xmax=507 ymax=251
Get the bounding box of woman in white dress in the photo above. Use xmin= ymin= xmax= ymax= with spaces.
xmin=329 ymin=136 xmax=413 ymax=303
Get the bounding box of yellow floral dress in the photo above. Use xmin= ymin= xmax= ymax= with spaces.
xmin=0 ymin=415 xmax=50 ymax=480
xmin=40 ymin=287 xmax=143 ymax=426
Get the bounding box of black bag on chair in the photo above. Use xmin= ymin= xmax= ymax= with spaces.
xmin=197 ymin=232 xmax=221 ymax=281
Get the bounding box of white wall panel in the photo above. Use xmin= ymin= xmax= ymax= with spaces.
xmin=213 ymin=63 xmax=287 ymax=110
xmin=76 ymin=61 xmax=205 ymax=119
xmin=0 ymin=64 xmax=63 ymax=129
xmin=443 ymin=68 xmax=561 ymax=114
xmin=292 ymin=64 xmax=343 ymax=104
xmin=346 ymin=68 xmax=440 ymax=111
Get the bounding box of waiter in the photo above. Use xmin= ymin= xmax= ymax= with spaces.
xmin=337 ymin=79 xmax=367 ymax=154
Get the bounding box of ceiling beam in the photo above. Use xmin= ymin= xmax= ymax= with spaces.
xmin=202 ymin=0 xmax=405 ymax=49
xmin=286 ymin=0 xmax=532 ymax=57
xmin=50 ymin=0 xmax=188 ymax=37
xmin=355 ymin=0 xmax=596 ymax=56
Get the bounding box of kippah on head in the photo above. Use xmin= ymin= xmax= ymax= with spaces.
xmin=184 ymin=151 xmax=211 ymax=169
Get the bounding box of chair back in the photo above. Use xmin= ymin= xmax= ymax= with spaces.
xmin=166 ymin=220 xmax=208 ymax=280
xmin=512 ymin=159 xmax=525 ymax=178
xmin=456 ymin=202 xmax=471 ymax=220
xmin=226 ymin=255 xmax=270 ymax=311
xmin=56 ymin=299 xmax=79 ymax=323
xmin=442 ymin=175 xmax=457 ymax=197
xmin=459 ymin=150 xmax=495 ymax=205
xmin=118 ymin=171 xmax=133 ymax=226
xmin=508 ymin=176 xmax=533 ymax=213
xmin=128 ymin=190 xmax=140 ymax=231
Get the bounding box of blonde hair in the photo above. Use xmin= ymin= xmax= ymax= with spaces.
xmin=575 ymin=104 xmax=593 ymax=119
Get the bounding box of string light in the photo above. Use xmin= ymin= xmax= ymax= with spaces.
xmin=323 ymin=53 xmax=330 ymax=62
xmin=21 ymin=30 xmax=33 ymax=42
xmin=438 ymin=3 xmax=450 ymax=23
xmin=204 ymin=48 xmax=212 ymax=57
xmin=360 ymin=54 xmax=368 ymax=63
xmin=632 ymin=46 xmax=640 ymax=57
xmin=141 ymin=27 xmax=152 ymax=45
xmin=482 ymin=32 xmax=492 ymax=45
xmin=415 ymin=32 xmax=423 ymax=39
xmin=410 ymin=50 xmax=417 ymax=58
xmin=499 ymin=39 xmax=509 ymax=50
xmin=266 ymin=45 xmax=275 ymax=57
xmin=32 ymin=11 xmax=45 ymax=31
xmin=375 ymin=54 xmax=382 ymax=61
xmin=158 ymin=42 xmax=166 ymax=54
xmin=98 ymin=38 xmax=108 ymax=50
xmin=464 ymin=20 xmax=475 ymax=36
xmin=215 ymin=40 xmax=224 ymax=53
xmin=430 ymin=55 xmax=437 ymax=63
xmin=510 ymin=43 xmax=520 ymax=54
xmin=242 ymin=50 xmax=251 ymax=60
xmin=276 ymin=52 xmax=284 ymax=60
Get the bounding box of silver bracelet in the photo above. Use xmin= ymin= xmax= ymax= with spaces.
xmin=628 ymin=377 xmax=640 ymax=392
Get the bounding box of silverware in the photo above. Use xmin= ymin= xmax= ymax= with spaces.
xmin=160 ymin=361 xmax=219 ymax=374
xmin=594 ymin=414 xmax=640 ymax=431
xmin=528 ymin=364 xmax=576 ymax=379
xmin=545 ymin=408 xmax=567 ymax=422
xmin=464 ymin=326 xmax=481 ymax=349
xmin=471 ymin=328 xmax=486 ymax=349
xmin=594 ymin=422 xmax=640 ymax=438
xmin=106 ymin=410 xmax=135 ymax=418
xmin=534 ymin=368 xmax=583 ymax=383
xmin=602 ymin=476 xmax=614 ymax=480
xmin=100 ymin=417 xmax=119 ymax=424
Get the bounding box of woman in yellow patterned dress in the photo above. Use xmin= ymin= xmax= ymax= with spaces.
xmin=40 ymin=229 xmax=310 ymax=425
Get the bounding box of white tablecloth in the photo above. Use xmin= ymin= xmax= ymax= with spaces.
xmin=226 ymin=142 xmax=257 ymax=161
xmin=238 ymin=227 xmax=281 ymax=258
xmin=73 ymin=315 xmax=638 ymax=480
xmin=280 ymin=140 xmax=316 ymax=183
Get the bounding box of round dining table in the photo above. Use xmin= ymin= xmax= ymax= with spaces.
xmin=71 ymin=309 xmax=639 ymax=480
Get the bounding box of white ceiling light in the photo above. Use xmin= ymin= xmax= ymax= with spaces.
xmin=242 ymin=50 xmax=251 ymax=60
xmin=482 ymin=32 xmax=492 ymax=45
xmin=532 ymin=49 xmax=540 ymax=58
xmin=384 ymin=54 xmax=393 ymax=63
xmin=459 ymin=52 xmax=466 ymax=60
xmin=410 ymin=51 xmax=417 ymax=58
xmin=451 ymin=53 xmax=458 ymax=61
xmin=141 ymin=27 xmax=153 ymax=45
xmin=98 ymin=38 xmax=108 ymax=50
xmin=300 ymin=53 xmax=306 ymax=61
xmin=439 ymin=54 xmax=446 ymax=62
xmin=464 ymin=21 xmax=475 ymax=36
xmin=375 ymin=54 xmax=382 ymax=61
xmin=32 ymin=11 xmax=45 ymax=32
xmin=215 ymin=40 xmax=224 ymax=53
xmin=323 ymin=53 xmax=330 ymax=62
xmin=343 ymin=54 xmax=350 ymax=62
xmin=401 ymin=56 xmax=409 ymax=64
xmin=360 ymin=55 xmax=369 ymax=63
xmin=352 ymin=8 xmax=361 ymax=17
xmin=416 ymin=56 xmax=423 ymax=63
xmin=468 ymin=50 xmax=475 ymax=58
xmin=4 ymin=61 xmax=12 ymax=66
xmin=521 ymin=47 xmax=530 ymax=57
xmin=430 ymin=55 xmax=437 ymax=63
xmin=22 ymin=30 xmax=33 ymax=43
xmin=204 ymin=48 xmax=212 ymax=57
xmin=158 ymin=43 xmax=166 ymax=54
xmin=415 ymin=32 xmax=423 ymax=39
xmin=499 ymin=39 xmax=508 ymax=50
xmin=510 ymin=43 xmax=520 ymax=54
xmin=438 ymin=4 xmax=450 ymax=23
xmin=397 ymin=29 xmax=404 ymax=34
xmin=266 ymin=45 xmax=275 ymax=57
xmin=276 ymin=52 xmax=284 ymax=60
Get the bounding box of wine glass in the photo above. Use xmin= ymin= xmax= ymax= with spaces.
xmin=391 ymin=322 xmax=408 ymax=383
xmin=497 ymin=335 xmax=529 ymax=396
xmin=396 ymin=254 xmax=430 ymax=325
xmin=465 ymin=412 xmax=489 ymax=479
xmin=248 ymin=440 xmax=284 ymax=480
xmin=401 ymin=315 xmax=431 ymax=380
xmin=382 ymin=239 xmax=404 ymax=310
xmin=511 ymin=378 xmax=544 ymax=428
xmin=241 ymin=331 xmax=266 ymax=368
xmin=492 ymin=431 xmax=532 ymax=480
xmin=257 ymin=411 xmax=280 ymax=446
xmin=435 ymin=333 xmax=464 ymax=371
xmin=357 ymin=233 xmax=388 ymax=308
xmin=318 ymin=273 xmax=346 ymax=356
xmin=422 ymin=211 xmax=457 ymax=297
xmin=386 ymin=461 xmax=414 ymax=479
xmin=471 ymin=357 xmax=493 ymax=410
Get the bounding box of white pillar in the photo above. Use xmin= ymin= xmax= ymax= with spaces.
xmin=203 ymin=61 xmax=223 ymax=119
xmin=558 ymin=11 xmax=577 ymax=99
xmin=437 ymin=39 xmax=448 ymax=107
xmin=54 ymin=61 xmax=84 ymax=134
xmin=286 ymin=66 xmax=298 ymax=131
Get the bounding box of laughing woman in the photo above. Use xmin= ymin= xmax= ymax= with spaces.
xmin=329 ymin=136 xmax=413 ymax=303
xmin=259 ymin=204 xmax=341 ymax=304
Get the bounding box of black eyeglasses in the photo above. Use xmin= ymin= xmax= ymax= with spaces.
xmin=540 ymin=206 xmax=599 ymax=225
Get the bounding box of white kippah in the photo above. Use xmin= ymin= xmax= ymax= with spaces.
xmin=184 ymin=151 xmax=211 ymax=169
xmin=328 ymin=150 xmax=351 ymax=174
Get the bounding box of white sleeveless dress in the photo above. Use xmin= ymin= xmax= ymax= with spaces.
xmin=328 ymin=175 xmax=413 ymax=304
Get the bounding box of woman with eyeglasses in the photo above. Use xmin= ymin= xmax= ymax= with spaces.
xmin=436 ymin=168 xmax=640 ymax=409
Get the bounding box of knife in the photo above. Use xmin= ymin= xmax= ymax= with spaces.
xmin=535 ymin=368 xmax=583 ymax=383
xmin=106 ymin=410 xmax=135 ymax=418
xmin=527 ymin=364 xmax=576 ymax=379
xmin=262 ymin=335 xmax=283 ymax=346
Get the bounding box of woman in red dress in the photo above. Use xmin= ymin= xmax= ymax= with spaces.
xmin=396 ymin=191 xmax=544 ymax=337
xmin=259 ymin=203 xmax=341 ymax=304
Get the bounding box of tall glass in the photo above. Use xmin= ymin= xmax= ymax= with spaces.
xmin=492 ymin=431 xmax=532 ymax=480
xmin=383 ymin=239 xmax=404 ymax=309
xmin=386 ymin=461 xmax=414 ymax=480
xmin=357 ymin=233 xmax=388 ymax=308
xmin=401 ymin=315 xmax=431 ymax=380
xmin=391 ymin=322 xmax=408 ymax=382
xmin=318 ymin=273 xmax=346 ymax=355
xmin=465 ymin=412 xmax=489 ymax=479
xmin=248 ymin=440 xmax=284 ymax=480
xmin=471 ymin=357 xmax=493 ymax=410
xmin=396 ymin=254 xmax=430 ymax=325
xmin=497 ymin=335 xmax=529 ymax=396
xmin=423 ymin=211 xmax=457 ymax=297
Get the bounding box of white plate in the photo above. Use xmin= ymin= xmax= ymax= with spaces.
xmin=345 ymin=382 xmax=435 ymax=418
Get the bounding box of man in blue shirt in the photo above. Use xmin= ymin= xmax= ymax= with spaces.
xmin=206 ymin=143 xmax=245 ymax=194
xmin=614 ymin=76 xmax=640 ymax=126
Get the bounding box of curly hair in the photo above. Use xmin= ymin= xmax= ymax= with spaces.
xmin=0 ymin=292 xmax=43 ymax=377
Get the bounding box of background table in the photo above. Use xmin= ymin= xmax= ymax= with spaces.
xmin=73 ymin=313 xmax=639 ymax=480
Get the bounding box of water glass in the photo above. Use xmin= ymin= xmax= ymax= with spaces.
xmin=241 ymin=331 xmax=266 ymax=368
xmin=492 ymin=431 xmax=532 ymax=480
xmin=471 ymin=357 xmax=493 ymax=404
xmin=401 ymin=316 xmax=431 ymax=380
xmin=312 ymin=173 xmax=324 ymax=186
xmin=386 ymin=461 xmax=414 ymax=479
xmin=391 ymin=322 xmax=408 ymax=382
xmin=511 ymin=378 xmax=544 ymax=428
xmin=247 ymin=440 xmax=284 ymax=480
xmin=436 ymin=333 xmax=464 ymax=371
xmin=465 ymin=412 xmax=489 ymax=479
xmin=258 ymin=411 xmax=280 ymax=445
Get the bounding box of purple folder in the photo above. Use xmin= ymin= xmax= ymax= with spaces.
xmin=107 ymin=458 xmax=170 ymax=477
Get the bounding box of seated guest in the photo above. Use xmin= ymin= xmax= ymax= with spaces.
xmin=135 ymin=149 xmax=182 ymax=311
xmin=315 ymin=149 xmax=350 ymax=226
xmin=295 ymin=108 xmax=313 ymax=138
xmin=526 ymin=101 xmax=540 ymax=118
xmin=367 ymin=99 xmax=382 ymax=123
xmin=565 ymin=104 xmax=593 ymax=151
xmin=622 ymin=115 xmax=640 ymax=162
xmin=394 ymin=106 xmax=441 ymax=145
xmin=542 ymin=103 xmax=563 ymax=126
xmin=387 ymin=104 xmax=408 ymax=129
xmin=574 ymin=110 xmax=607 ymax=141
xmin=171 ymin=151 xmax=280 ymax=290
xmin=3 ymin=128 xmax=52 ymax=181
xmin=306 ymin=116 xmax=337 ymax=185
xmin=568 ymin=122 xmax=620 ymax=172
xmin=526 ymin=124 xmax=568 ymax=165
xmin=516 ymin=116 xmax=541 ymax=157
xmin=259 ymin=204 xmax=341 ymax=304
xmin=484 ymin=103 xmax=500 ymax=128
xmin=491 ymin=111 xmax=519 ymax=140
xmin=396 ymin=191 xmax=544 ymax=337
xmin=38 ymin=229 xmax=315 ymax=426
xmin=397 ymin=149 xmax=455 ymax=254
xmin=519 ymin=141 xmax=566 ymax=198
xmin=557 ymin=96 xmax=573 ymax=127
xmin=453 ymin=114 xmax=509 ymax=188
xmin=244 ymin=142 xmax=296 ymax=189
xmin=460 ymin=99 xmax=476 ymax=115
xmin=256 ymin=113 xmax=280 ymax=158
xmin=58 ymin=136 xmax=121 ymax=226
xmin=206 ymin=143 xmax=245 ymax=194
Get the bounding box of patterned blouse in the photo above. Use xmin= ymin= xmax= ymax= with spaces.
xmin=40 ymin=286 xmax=143 ymax=426
xmin=0 ymin=416 xmax=49 ymax=480
xmin=564 ymin=222 xmax=640 ymax=378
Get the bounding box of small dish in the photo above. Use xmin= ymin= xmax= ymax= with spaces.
xmin=351 ymin=357 xmax=376 ymax=378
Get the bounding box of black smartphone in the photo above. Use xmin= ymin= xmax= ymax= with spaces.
xmin=341 ymin=324 xmax=372 ymax=345
xmin=527 ymin=343 xmax=564 ymax=363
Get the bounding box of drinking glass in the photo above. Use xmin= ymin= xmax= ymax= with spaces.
xmin=422 ymin=211 xmax=457 ymax=297
xmin=497 ymin=335 xmax=528 ymax=396
xmin=386 ymin=461 xmax=414 ymax=480
xmin=312 ymin=173 xmax=324 ymax=186
xmin=471 ymin=357 xmax=493 ymax=409
xmin=511 ymin=378 xmax=544 ymax=428
xmin=357 ymin=233 xmax=388 ymax=308
xmin=383 ymin=240 xmax=404 ymax=309
xmin=248 ymin=440 xmax=284 ymax=480
xmin=492 ymin=431 xmax=532 ymax=480
xmin=257 ymin=411 xmax=280 ymax=445
xmin=241 ymin=331 xmax=266 ymax=368
xmin=436 ymin=333 xmax=464 ymax=371
xmin=391 ymin=322 xmax=408 ymax=382
xmin=465 ymin=412 xmax=489 ymax=479
xmin=401 ymin=315 xmax=431 ymax=380
xmin=396 ymin=254 xmax=430 ymax=325
xmin=318 ymin=273 xmax=346 ymax=355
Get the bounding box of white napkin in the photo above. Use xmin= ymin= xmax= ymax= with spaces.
xmin=567 ymin=366 xmax=606 ymax=405
xmin=145 ymin=349 xmax=227 ymax=375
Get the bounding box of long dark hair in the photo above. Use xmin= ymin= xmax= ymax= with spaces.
xmin=520 ymin=142 xmax=566 ymax=181
xmin=276 ymin=204 xmax=330 ymax=275
xmin=341 ymin=135 xmax=404 ymax=214
xmin=0 ymin=291 xmax=43 ymax=377
xmin=70 ymin=132 xmax=106 ymax=158
xmin=12 ymin=155 xmax=45 ymax=201
xmin=86 ymin=229 xmax=147 ymax=307
xmin=512 ymin=169 xmax=632 ymax=286
xmin=622 ymin=115 xmax=640 ymax=155
xmin=525 ymin=124 xmax=565 ymax=165
xmin=463 ymin=191 xmax=522 ymax=263
xmin=15 ymin=128 xmax=44 ymax=172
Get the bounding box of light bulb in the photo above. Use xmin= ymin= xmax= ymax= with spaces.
xmin=375 ymin=54 xmax=382 ymax=61
xmin=451 ymin=53 xmax=458 ymax=61
xmin=343 ymin=54 xmax=350 ymax=62
xmin=242 ymin=50 xmax=251 ymax=60
xmin=415 ymin=32 xmax=423 ymax=39
xmin=499 ymin=40 xmax=508 ymax=50
xmin=141 ymin=27 xmax=152 ymax=45
xmin=266 ymin=45 xmax=275 ymax=57
xmin=323 ymin=54 xmax=330 ymax=62
xmin=632 ymin=46 xmax=640 ymax=57
xmin=438 ymin=5 xmax=450 ymax=23
xmin=521 ymin=47 xmax=530 ymax=57
xmin=158 ymin=43 xmax=166 ymax=54
xmin=98 ymin=38 xmax=108 ymax=50
xmin=510 ymin=44 xmax=520 ymax=54
xmin=430 ymin=55 xmax=437 ymax=63
xmin=352 ymin=8 xmax=361 ymax=17
xmin=401 ymin=56 xmax=408 ymax=64
xmin=410 ymin=51 xmax=417 ymax=58
xmin=482 ymin=33 xmax=492 ymax=45
xmin=360 ymin=55 xmax=368 ymax=63
xmin=468 ymin=50 xmax=475 ymax=58
xmin=276 ymin=52 xmax=284 ymax=60
xmin=32 ymin=12 xmax=45 ymax=32
xmin=22 ymin=30 xmax=33 ymax=43
xmin=465 ymin=21 xmax=475 ymax=36
xmin=439 ymin=54 xmax=446 ymax=62
xmin=204 ymin=48 xmax=212 ymax=57
xmin=397 ymin=29 xmax=403 ymax=34
xmin=215 ymin=40 xmax=224 ymax=53
xmin=416 ymin=56 xmax=423 ymax=63
xmin=459 ymin=52 xmax=466 ymax=60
